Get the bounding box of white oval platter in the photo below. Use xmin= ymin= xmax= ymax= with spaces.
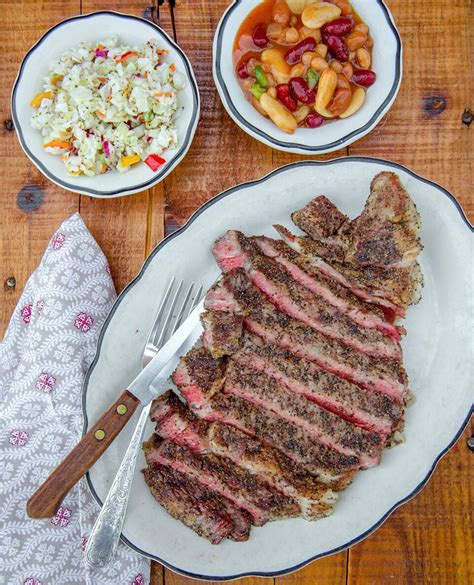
xmin=83 ymin=157 xmax=473 ymax=580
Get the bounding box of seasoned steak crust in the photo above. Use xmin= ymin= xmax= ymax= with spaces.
xmin=234 ymin=333 xmax=403 ymax=436
xmin=145 ymin=437 xmax=300 ymax=525
xmin=205 ymin=391 xmax=359 ymax=483
xmin=292 ymin=195 xmax=349 ymax=239
xmin=225 ymin=359 xmax=384 ymax=468
xmin=253 ymin=236 xmax=403 ymax=340
xmin=208 ymin=423 xmax=337 ymax=520
xmin=205 ymin=269 xmax=408 ymax=401
xmin=149 ymin=391 xmax=339 ymax=520
xmin=212 ymin=230 xmax=402 ymax=360
xmin=201 ymin=310 xmax=243 ymax=358
xmin=172 ymin=346 xmax=225 ymax=409
xmin=143 ymin=455 xmax=251 ymax=542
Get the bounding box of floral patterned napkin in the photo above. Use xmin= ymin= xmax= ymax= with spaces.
xmin=0 ymin=213 xmax=149 ymax=585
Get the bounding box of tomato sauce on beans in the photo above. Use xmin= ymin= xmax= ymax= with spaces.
xmin=233 ymin=0 xmax=376 ymax=134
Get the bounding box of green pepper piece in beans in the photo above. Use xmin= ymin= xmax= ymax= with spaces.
xmin=253 ymin=65 xmax=269 ymax=89
xmin=250 ymin=83 xmax=266 ymax=100
xmin=306 ymin=68 xmax=320 ymax=90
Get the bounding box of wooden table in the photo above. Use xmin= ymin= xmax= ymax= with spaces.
xmin=1 ymin=1 xmax=472 ymax=583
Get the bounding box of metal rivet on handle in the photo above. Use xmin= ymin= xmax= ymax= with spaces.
xmin=467 ymin=436 xmax=474 ymax=451
xmin=116 ymin=404 xmax=127 ymax=415
xmin=95 ymin=429 xmax=106 ymax=441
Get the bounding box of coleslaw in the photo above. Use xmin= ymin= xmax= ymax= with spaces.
xmin=30 ymin=36 xmax=185 ymax=176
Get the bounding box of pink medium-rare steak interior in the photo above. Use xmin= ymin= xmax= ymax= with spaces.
xmin=212 ymin=230 xmax=402 ymax=360
xmin=143 ymin=172 xmax=423 ymax=544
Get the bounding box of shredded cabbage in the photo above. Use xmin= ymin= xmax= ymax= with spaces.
xmin=31 ymin=36 xmax=185 ymax=176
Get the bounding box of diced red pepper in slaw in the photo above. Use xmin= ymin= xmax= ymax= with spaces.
xmin=144 ymin=154 xmax=166 ymax=171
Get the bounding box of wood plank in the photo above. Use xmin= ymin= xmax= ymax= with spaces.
xmin=160 ymin=0 xmax=273 ymax=233
xmin=165 ymin=573 xmax=271 ymax=585
xmin=347 ymin=425 xmax=473 ymax=585
xmin=349 ymin=0 xmax=473 ymax=221
xmin=0 ymin=0 xmax=80 ymax=337
xmin=151 ymin=560 xmax=165 ymax=585
xmin=276 ymin=552 xmax=348 ymax=585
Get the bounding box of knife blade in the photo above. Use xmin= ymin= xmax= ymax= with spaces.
xmin=127 ymin=297 xmax=205 ymax=406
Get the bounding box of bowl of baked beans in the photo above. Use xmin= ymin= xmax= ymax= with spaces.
xmin=213 ymin=0 xmax=401 ymax=154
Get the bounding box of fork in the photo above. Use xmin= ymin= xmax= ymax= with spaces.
xmin=85 ymin=279 xmax=202 ymax=568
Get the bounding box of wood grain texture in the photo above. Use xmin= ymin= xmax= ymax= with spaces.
xmin=0 ymin=0 xmax=79 ymax=338
xmin=0 ymin=0 xmax=472 ymax=583
xmin=351 ymin=0 xmax=473 ymax=219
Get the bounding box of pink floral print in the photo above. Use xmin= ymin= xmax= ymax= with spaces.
xmin=35 ymin=373 xmax=56 ymax=393
xmin=74 ymin=312 xmax=94 ymax=333
xmin=51 ymin=233 xmax=65 ymax=250
xmin=20 ymin=304 xmax=32 ymax=324
xmin=9 ymin=430 xmax=29 ymax=446
xmin=51 ymin=507 xmax=71 ymax=527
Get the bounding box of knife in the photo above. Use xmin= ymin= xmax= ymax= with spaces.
xmin=26 ymin=299 xmax=205 ymax=519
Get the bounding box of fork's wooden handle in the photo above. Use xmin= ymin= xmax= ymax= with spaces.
xmin=27 ymin=390 xmax=140 ymax=519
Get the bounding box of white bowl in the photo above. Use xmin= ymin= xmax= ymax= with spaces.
xmin=11 ymin=11 xmax=200 ymax=198
xmin=213 ymin=0 xmax=402 ymax=154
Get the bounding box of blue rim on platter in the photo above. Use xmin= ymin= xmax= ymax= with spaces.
xmin=83 ymin=157 xmax=473 ymax=580
xmin=213 ymin=0 xmax=402 ymax=153
xmin=11 ymin=11 xmax=200 ymax=198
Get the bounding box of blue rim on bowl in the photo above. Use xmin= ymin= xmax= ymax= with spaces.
xmin=83 ymin=157 xmax=472 ymax=580
xmin=213 ymin=1 xmax=402 ymax=154
xmin=11 ymin=11 xmax=200 ymax=198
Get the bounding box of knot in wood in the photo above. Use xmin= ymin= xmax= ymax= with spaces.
xmin=461 ymin=109 xmax=472 ymax=127
xmin=423 ymin=95 xmax=447 ymax=117
xmin=3 ymin=119 xmax=14 ymax=132
xmin=5 ymin=276 xmax=16 ymax=290
xmin=17 ymin=183 xmax=44 ymax=213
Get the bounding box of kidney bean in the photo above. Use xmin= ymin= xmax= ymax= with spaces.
xmin=352 ymin=69 xmax=377 ymax=87
xmin=276 ymin=83 xmax=298 ymax=112
xmin=237 ymin=61 xmax=249 ymax=79
xmin=325 ymin=35 xmax=349 ymax=61
xmin=285 ymin=37 xmax=316 ymax=65
xmin=289 ymin=77 xmax=316 ymax=105
xmin=305 ymin=112 xmax=325 ymax=128
xmin=252 ymin=23 xmax=269 ymax=48
xmin=321 ymin=17 xmax=353 ymax=38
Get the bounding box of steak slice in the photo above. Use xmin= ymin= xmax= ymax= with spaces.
xmin=253 ymin=236 xmax=402 ymax=341
xmin=205 ymin=269 xmax=407 ymax=402
xmin=201 ymin=310 xmax=243 ymax=358
xmin=274 ymin=224 xmax=406 ymax=318
xmin=201 ymin=391 xmax=358 ymax=487
xmin=234 ymin=333 xmax=403 ymax=436
xmin=212 ymin=230 xmax=401 ymax=361
xmin=280 ymin=172 xmax=424 ymax=311
xmin=150 ymin=392 xmax=337 ymax=520
xmin=208 ymin=423 xmax=337 ymax=520
xmin=292 ymin=195 xmax=349 ymax=240
xmin=171 ymin=346 xmax=225 ymax=410
xmin=151 ymin=390 xmax=210 ymax=452
xmin=144 ymin=437 xmax=300 ymax=526
xmin=225 ymin=360 xmax=383 ymax=468
xmin=346 ymin=172 xmax=423 ymax=269
xmin=143 ymin=444 xmax=251 ymax=543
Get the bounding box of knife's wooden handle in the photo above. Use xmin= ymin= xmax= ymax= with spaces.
xmin=27 ymin=390 xmax=140 ymax=519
